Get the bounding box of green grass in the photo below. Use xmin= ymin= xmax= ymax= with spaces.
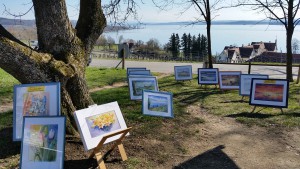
xmin=0 ymin=69 xmax=19 ymax=104
xmin=85 ymin=67 xmax=127 ymax=89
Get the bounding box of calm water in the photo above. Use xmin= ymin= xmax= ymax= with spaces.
xmin=104 ymin=24 xmax=300 ymax=54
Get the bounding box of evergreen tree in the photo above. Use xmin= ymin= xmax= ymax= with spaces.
xmin=181 ymin=33 xmax=188 ymax=58
xmin=187 ymin=33 xmax=192 ymax=58
xmin=200 ymin=34 xmax=208 ymax=59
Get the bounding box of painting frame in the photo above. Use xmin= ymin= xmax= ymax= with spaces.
xmin=219 ymin=71 xmax=241 ymax=90
xmin=20 ymin=116 xmax=66 ymax=169
xmin=128 ymin=76 xmax=159 ymax=100
xmin=198 ymin=68 xmax=219 ymax=85
xmin=142 ymin=90 xmax=173 ymax=118
xmin=74 ymin=101 xmax=128 ymax=151
xmin=128 ymin=69 xmax=152 ymax=76
xmin=249 ymin=78 xmax=289 ymax=108
xmin=239 ymin=74 xmax=269 ymax=96
xmin=174 ymin=65 xmax=193 ymax=81
xmin=127 ymin=67 xmax=147 ymax=76
xmin=13 ymin=82 xmax=61 ymax=141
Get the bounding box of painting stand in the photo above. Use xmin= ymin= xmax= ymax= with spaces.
xmin=251 ymin=106 xmax=284 ymax=114
xmin=89 ymin=127 xmax=132 ymax=169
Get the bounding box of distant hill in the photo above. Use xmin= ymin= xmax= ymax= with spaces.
xmin=144 ymin=20 xmax=281 ymax=26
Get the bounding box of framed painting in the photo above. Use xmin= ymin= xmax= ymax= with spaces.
xmin=142 ymin=90 xmax=173 ymax=118
xmin=249 ymin=79 xmax=289 ymax=108
xmin=239 ymin=74 xmax=269 ymax=96
xmin=219 ymin=71 xmax=241 ymax=90
xmin=128 ymin=76 xmax=159 ymax=100
xmin=74 ymin=101 xmax=129 ymax=151
xmin=198 ymin=68 xmax=219 ymax=85
xmin=20 ymin=116 xmax=66 ymax=169
xmin=128 ymin=70 xmax=152 ymax=76
xmin=13 ymin=82 xmax=61 ymax=141
xmin=127 ymin=67 xmax=147 ymax=76
xmin=174 ymin=65 xmax=193 ymax=81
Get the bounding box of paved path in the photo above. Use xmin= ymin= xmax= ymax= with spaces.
xmin=90 ymin=58 xmax=299 ymax=79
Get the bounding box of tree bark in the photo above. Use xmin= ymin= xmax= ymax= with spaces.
xmin=0 ymin=0 xmax=107 ymax=135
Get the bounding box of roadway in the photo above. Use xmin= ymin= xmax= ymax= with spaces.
xmin=90 ymin=58 xmax=300 ymax=79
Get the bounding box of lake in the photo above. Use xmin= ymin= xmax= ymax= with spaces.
xmin=103 ymin=24 xmax=300 ymax=54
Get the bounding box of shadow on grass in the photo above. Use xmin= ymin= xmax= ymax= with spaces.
xmin=0 ymin=127 xmax=21 ymax=159
xmin=64 ymin=158 xmax=98 ymax=169
xmin=226 ymin=112 xmax=275 ymax=119
xmin=173 ymin=145 xmax=240 ymax=169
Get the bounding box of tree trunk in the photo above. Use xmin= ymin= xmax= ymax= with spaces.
xmin=286 ymin=0 xmax=294 ymax=82
xmin=206 ymin=0 xmax=213 ymax=68
xmin=0 ymin=0 xmax=106 ymax=135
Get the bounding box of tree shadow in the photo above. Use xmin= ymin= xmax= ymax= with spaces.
xmin=173 ymin=145 xmax=240 ymax=169
xmin=0 ymin=127 xmax=21 ymax=159
xmin=226 ymin=112 xmax=275 ymax=119
xmin=64 ymin=158 xmax=98 ymax=169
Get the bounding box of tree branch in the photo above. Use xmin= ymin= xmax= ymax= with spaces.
xmin=0 ymin=36 xmax=75 ymax=84
xmin=0 ymin=24 xmax=29 ymax=47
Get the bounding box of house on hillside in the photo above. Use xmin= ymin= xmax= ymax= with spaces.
xmin=249 ymin=51 xmax=300 ymax=63
xmin=216 ymin=46 xmax=241 ymax=63
xmin=218 ymin=40 xmax=277 ymax=63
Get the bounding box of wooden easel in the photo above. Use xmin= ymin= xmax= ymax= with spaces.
xmin=89 ymin=127 xmax=132 ymax=169
xmin=251 ymin=106 xmax=284 ymax=114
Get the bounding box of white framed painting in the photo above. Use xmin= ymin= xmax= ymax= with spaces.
xmin=13 ymin=82 xmax=61 ymax=141
xmin=20 ymin=116 xmax=66 ymax=169
xmin=239 ymin=74 xmax=269 ymax=96
xmin=142 ymin=90 xmax=173 ymax=118
xmin=74 ymin=101 xmax=129 ymax=151
xmin=174 ymin=65 xmax=193 ymax=81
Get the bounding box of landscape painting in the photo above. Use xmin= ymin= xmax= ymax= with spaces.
xmin=219 ymin=71 xmax=241 ymax=90
xmin=239 ymin=74 xmax=269 ymax=96
xmin=148 ymin=95 xmax=168 ymax=113
xmin=198 ymin=68 xmax=219 ymax=84
xmin=142 ymin=90 xmax=173 ymax=118
xmin=26 ymin=124 xmax=58 ymax=162
xmin=250 ymin=79 xmax=289 ymax=108
xmin=254 ymin=84 xmax=284 ymax=102
xmin=128 ymin=76 xmax=158 ymax=100
xmin=85 ymin=110 xmax=121 ymax=138
xmin=174 ymin=65 xmax=192 ymax=81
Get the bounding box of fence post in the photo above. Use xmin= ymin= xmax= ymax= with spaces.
xmin=248 ymin=61 xmax=251 ymax=74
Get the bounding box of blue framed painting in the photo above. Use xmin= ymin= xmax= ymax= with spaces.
xmin=239 ymin=74 xmax=269 ymax=96
xmin=174 ymin=65 xmax=193 ymax=81
xmin=142 ymin=90 xmax=173 ymax=118
xmin=128 ymin=76 xmax=159 ymax=100
xmin=13 ymin=82 xmax=61 ymax=141
xmin=127 ymin=67 xmax=147 ymax=76
xmin=20 ymin=116 xmax=66 ymax=169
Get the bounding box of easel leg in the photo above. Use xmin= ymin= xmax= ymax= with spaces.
xmin=251 ymin=106 xmax=256 ymax=113
xmin=118 ymin=143 xmax=128 ymax=161
xmin=241 ymin=96 xmax=244 ymax=101
xmin=95 ymin=152 xmax=106 ymax=169
xmin=280 ymin=108 xmax=284 ymax=114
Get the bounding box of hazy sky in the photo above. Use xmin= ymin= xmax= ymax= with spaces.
xmin=0 ymin=0 xmax=266 ymax=22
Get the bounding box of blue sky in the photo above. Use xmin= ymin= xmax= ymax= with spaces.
xmin=0 ymin=0 xmax=266 ymax=22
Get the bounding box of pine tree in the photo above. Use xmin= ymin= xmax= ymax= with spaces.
xmin=181 ymin=33 xmax=188 ymax=58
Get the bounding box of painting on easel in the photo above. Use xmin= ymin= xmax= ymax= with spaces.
xmin=74 ymin=101 xmax=129 ymax=151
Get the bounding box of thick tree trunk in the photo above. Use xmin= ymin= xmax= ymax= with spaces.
xmin=0 ymin=0 xmax=106 ymax=135
xmin=286 ymin=0 xmax=294 ymax=82
xmin=206 ymin=0 xmax=213 ymax=68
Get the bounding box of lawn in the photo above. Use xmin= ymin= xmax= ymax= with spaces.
xmin=1 ymin=67 xmax=300 ymax=168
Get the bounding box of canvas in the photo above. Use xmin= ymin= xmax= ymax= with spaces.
xmin=198 ymin=68 xmax=219 ymax=84
xmin=219 ymin=71 xmax=241 ymax=90
xmin=239 ymin=74 xmax=269 ymax=96
xmin=128 ymin=76 xmax=158 ymax=100
xmin=174 ymin=65 xmax=193 ymax=81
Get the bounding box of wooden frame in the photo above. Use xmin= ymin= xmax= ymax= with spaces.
xmin=128 ymin=76 xmax=159 ymax=100
xmin=74 ymin=102 xmax=129 ymax=151
xmin=13 ymin=82 xmax=61 ymax=141
xmin=142 ymin=90 xmax=173 ymax=118
xmin=174 ymin=65 xmax=193 ymax=81
xmin=89 ymin=127 xmax=132 ymax=169
xmin=219 ymin=71 xmax=241 ymax=90
xmin=198 ymin=68 xmax=219 ymax=85
xmin=20 ymin=116 xmax=66 ymax=169
xmin=239 ymin=74 xmax=269 ymax=96
xmin=249 ymin=78 xmax=289 ymax=108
